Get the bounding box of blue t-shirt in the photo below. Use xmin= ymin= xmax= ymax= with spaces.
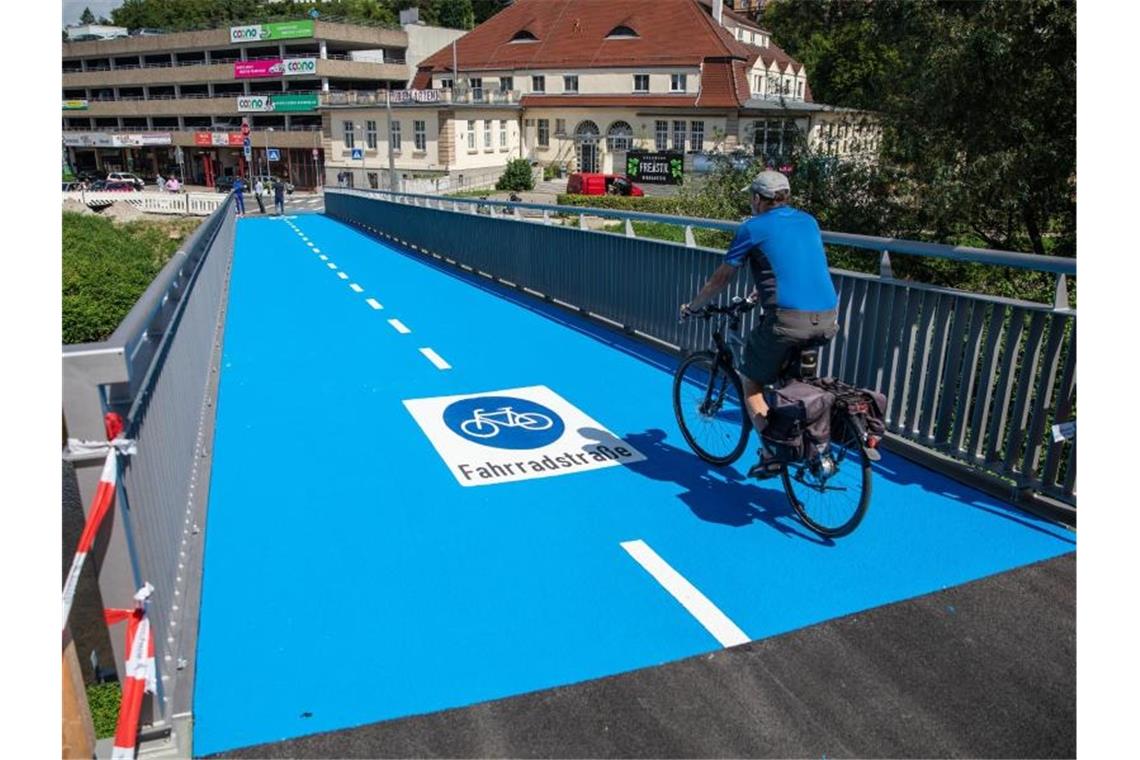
xmin=724 ymin=206 xmax=837 ymax=312
xmin=233 ymin=178 xmax=244 ymax=194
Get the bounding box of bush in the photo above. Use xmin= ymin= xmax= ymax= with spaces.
xmin=495 ymin=158 xmax=535 ymax=192
xmin=556 ymin=194 xmax=690 ymax=215
xmin=86 ymin=681 xmax=121 ymax=739
xmin=542 ymin=164 xmax=561 ymax=181
xmin=62 ymin=213 xmax=201 ymax=345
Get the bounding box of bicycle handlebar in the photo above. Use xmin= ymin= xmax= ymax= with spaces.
xmin=681 ymin=296 xmax=759 ymax=322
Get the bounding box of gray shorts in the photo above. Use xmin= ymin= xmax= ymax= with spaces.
xmin=739 ymin=308 xmax=839 ymax=386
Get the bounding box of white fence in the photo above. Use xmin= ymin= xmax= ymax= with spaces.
xmin=63 ymin=191 xmax=227 ymax=217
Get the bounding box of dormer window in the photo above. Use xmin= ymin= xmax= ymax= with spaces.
xmin=605 ymin=25 xmax=638 ymax=39
xmin=510 ymin=29 xmax=538 ymax=43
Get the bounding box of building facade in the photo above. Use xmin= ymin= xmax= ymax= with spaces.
xmin=61 ymin=18 xmax=464 ymax=188
xmin=321 ymin=0 xmax=880 ymax=190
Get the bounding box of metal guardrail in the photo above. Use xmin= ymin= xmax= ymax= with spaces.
xmin=325 ymin=189 xmax=1076 ymax=509
xmin=62 ymin=195 xmax=236 ymax=751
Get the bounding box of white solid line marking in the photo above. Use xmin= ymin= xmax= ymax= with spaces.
xmin=327 ymin=262 xmax=337 ymax=269
xmin=319 ymin=254 xmax=328 ymax=260
xmin=337 ymin=272 xmax=349 ymax=280
xmin=388 ymin=318 xmax=411 ymax=334
xmin=349 ymin=283 xmax=364 ymax=293
xmin=366 ymin=298 xmax=383 ymax=310
xmin=419 ymin=347 xmax=451 ymax=370
xmin=620 ymin=540 xmax=750 ymax=648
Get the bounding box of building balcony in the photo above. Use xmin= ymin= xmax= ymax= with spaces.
xmin=320 ymin=88 xmax=523 ymax=108
xmin=63 ymin=56 xmax=407 ymax=88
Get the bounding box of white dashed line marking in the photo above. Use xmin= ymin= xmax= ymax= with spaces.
xmin=419 ymin=347 xmax=451 ymax=370
xmin=349 ymin=283 xmax=364 ymax=293
xmin=306 ymin=242 xmax=315 ymax=247
xmin=388 ymin=319 xmax=411 ymax=334
xmin=366 ymin=299 xmax=383 ymax=310
xmin=313 ymin=248 xmax=321 ymax=253
xmin=337 ymin=272 xmax=349 ymax=280
xmin=620 ymin=539 xmax=749 ymax=648
xmin=327 ymin=262 xmax=337 ymax=270
xmin=319 ymin=255 xmax=328 ymax=260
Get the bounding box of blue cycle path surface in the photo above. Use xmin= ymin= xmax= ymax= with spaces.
xmin=193 ymin=213 xmax=1075 ymax=756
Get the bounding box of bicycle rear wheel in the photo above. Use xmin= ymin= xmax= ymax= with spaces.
xmin=673 ymin=351 xmax=752 ymax=466
xmin=781 ymin=417 xmax=871 ymax=537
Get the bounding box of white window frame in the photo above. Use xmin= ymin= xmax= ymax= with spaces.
xmin=563 ymin=74 xmax=579 ymax=93
xmin=532 ymin=75 xmax=545 ymax=93
xmin=470 ymin=77 xmax=483 ymax=101
xmin=483 ymin=119 xmax=492 ymax=149
xmin=467 ymin=119 xmax=476 ymax=150
xmin=633 ymin=74 xmax=649 ymax=93
xmin=655 ymin=120 xmax=668 ymax=151
xmin=670 ymin=73 xmax=687 ymax=92
xmin=343 ymin=120 xmax=355 ymax=149
xmin=413 ymin=120 xmax=426 ymax=152
xmin=499 ymin=119 xmax=507 ymax=148
xmin=689 ymin=120 xmax=704 ymax=151
xmin=537 ymin=118 xmax=549 ymax=148
xmin=499 ymin=76 xmax=513 ymax=92
xmin=365 ymin=119 xmax=377 ymax=150
xmin=390 ymin=120 xmax=401 ymax=152
xmin=671 ymin=120 xmax=686 ymax=150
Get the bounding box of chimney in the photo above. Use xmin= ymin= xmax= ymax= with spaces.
xmin=713 ymin=0 xmax=724 ymax=26
xmin=399 ymin=7 xmax=420 ymax=26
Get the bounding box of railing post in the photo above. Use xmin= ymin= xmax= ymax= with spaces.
xmin=1053 ymin=272 xmax=1070 ymax=310
xmin=543 ymin=209 xmax=551 ymax=225
xmin=579 ymin=213 xmax=586 ymax=230
xmin=624 ymin=218 xmax=635 ymax=238
xmin=452 ymin=200 xmax=459 ymax=213
xmin=684 ymin=225 xmax=696 ymax=248
xmin=879 ymin=249 xmax=895 ymax=278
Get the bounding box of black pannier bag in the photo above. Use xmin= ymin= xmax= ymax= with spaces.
xmin=810 ymin=378 xmax=888 ymax=444
xmin=762 ymin=380 xmax=835 ymax=461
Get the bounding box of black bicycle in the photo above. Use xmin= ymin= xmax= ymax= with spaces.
xmin=673 ymin=298 xmax=875 ymax=537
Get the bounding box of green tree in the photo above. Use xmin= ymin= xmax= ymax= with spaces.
xmin=471 ymin=0 xmax=510 ymax=24
xmin=79 ymin=6 xmax=96 ymax=24
xmin=496 ymin=158 xmax=534 ymax=192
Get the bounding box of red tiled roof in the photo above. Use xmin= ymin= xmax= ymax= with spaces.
xmin=418 ymin=0 xmax=753 ymax=72
xmin=694 ymin=59 xmax=738 ymax=108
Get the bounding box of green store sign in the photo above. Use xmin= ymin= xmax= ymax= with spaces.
xmin=271 ymin=93 xmax=320 ymax=112
xmin=229 ymin=20 xmax=314 ymax=44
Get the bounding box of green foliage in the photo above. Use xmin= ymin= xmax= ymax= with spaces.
xmin=111 ymin=0 xmax=399 ymax=31
xmin=556 ymin=194 xmax=689 ymax=215
xmin=79 ymin=6 xmax=96 ymax=24
xmin=761 ymin=0 xmax=1076 ymax=259
xmin=495 ymin=158 xmax=535 ymax=192
xmin=86 ymin=682 xmax=121 ymax=739
xmin=62 ymin=214 xmax=201 ymax=345
xmin=600 ymin=220 xmax=732 ymax=250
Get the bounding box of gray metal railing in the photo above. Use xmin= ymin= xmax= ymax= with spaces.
xmin=62 ymin=194 xmax=236 ymax=750
xmin=325 ymin=188 xmax=1076 ymax=509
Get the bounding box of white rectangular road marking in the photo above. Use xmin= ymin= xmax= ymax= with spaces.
xmin=419 ymin=347 xmax=451 ymax=370
xmin=313 ymin=248 xmax=321 ymax=253
xmin=620 ymin=540 xmax=750 ymax=648
xmin=306 ymin=242 xmax=314 ymax=247
xmin=350 ymin=283 xmax=364 ymax=293
xmin=337 ymin=272 xmax=349 ymax=280
xmin=388 ymin=318 xmax=411 ymax=334
xmin=366 ymin=298 xmax=383 ymax=310
xmin=319 ymin=254 xmax=328 ymax=260
xmin=327 ymin=262 xmax=337 ymax=270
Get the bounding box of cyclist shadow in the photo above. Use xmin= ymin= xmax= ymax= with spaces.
xmin=578 ymin=427 xmax=832 ymax=545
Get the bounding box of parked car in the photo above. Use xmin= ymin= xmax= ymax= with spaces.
xmin=214 ymin=176 xmax=236 ymax=193
xmin=103 ymin=181 xmax=139 ymax=192
xmin=565 ymin=172 xmax=644 ymax=197
xmin=251 ymin=175 xmax=295 ymax=195
xmin=106 ymin=171 xmax=145 ymax=190
xmin=62 ymin=182 xmax=82 ymax=192
xmin=691 ymin=151 xmax=754 ymax=174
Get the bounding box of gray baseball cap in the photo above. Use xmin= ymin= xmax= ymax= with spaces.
xmin=741 ymin=169 xmax=791 ymax=197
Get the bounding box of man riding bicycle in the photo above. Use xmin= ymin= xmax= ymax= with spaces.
xmin=680 ymin=170 xmax=839 ymax=477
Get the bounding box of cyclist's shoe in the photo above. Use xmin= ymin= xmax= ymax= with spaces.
xmin=747 ymin=449 xmax=785 ymax=480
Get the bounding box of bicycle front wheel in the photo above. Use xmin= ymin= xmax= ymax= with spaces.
xmin=673 ymin=351 xmax=752 ymax=466
xmin=782 ymin=417 xmax=871 ymax=538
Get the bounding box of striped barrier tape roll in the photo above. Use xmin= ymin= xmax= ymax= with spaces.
xmin=106 ymin=584 xmax=155 ymax=760
xmin=61 ymin=413 xmax=135 ymax=630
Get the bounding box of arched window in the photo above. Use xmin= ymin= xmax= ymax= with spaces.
xmin=574 ymin=120 xmax=600 ymax=144
xmin=605 ymin=25 xmax=638 ymax=39
xmin=510 ymin=29 xmax=538 ymax=43
xmin=606 ymin=121 xmax=633 ymax=151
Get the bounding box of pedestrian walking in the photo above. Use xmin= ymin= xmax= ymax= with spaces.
xmin=233 ymin=176 xmax=246 ymax=216
xmin=253 ymin=179 xmax=266 ymax=214
xmin=273 ymin=179 xmax=286 ymax=215
xmin=155 ymin=173 xmax=164 ymax=193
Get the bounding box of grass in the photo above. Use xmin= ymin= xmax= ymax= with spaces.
xmin=62 ymin=212 xmax=203 ymax=345
xmin=600 ymin=220 xmax=733 ymax=249
xmin=86 ymin=681 xmax=121 ymax=739
xmin=443 ymin=188 xmax=498 ymax=198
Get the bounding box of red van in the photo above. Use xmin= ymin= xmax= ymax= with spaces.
xmin=566 ymin=172 xmax=645 ymax=197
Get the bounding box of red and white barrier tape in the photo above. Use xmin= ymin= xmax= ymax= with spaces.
xmin=62 ymin=413 xmax=135 ymax=630
xmin=106 ymin=583 xmax=156 ymax=760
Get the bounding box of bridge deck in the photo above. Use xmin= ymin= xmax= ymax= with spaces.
xmin=194 ymin=213 xmax=1075 ymax=756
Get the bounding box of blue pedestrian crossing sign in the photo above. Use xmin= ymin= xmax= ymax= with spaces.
xmin=351 ymin=147 xmax=364 ymax=160
xmin=267 ymin=148 xmax=281 ymax=162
